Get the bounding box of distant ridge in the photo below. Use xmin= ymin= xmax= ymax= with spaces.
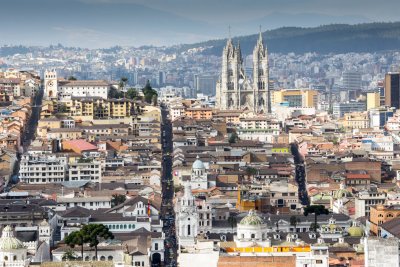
xmin=175 ymin=22 xmax=400 ymax=55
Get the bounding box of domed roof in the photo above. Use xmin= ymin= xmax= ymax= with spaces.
xmin=192 ymin=155 xmax=205 ymax=169
xmin=347 ymin=226 xmax=363 ymax=237
xmin=239 ymin=210 xmax=264 ymax=226
xmin=347 ymin=221 xmax=364 ymax=237
xmin=333 ymin=183 xmax=352 ymax=199
xmin=0 ymin=226 xmax=24 ymax=250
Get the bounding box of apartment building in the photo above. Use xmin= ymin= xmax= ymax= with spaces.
xmin=19 ymin=154 xmax=67 ymax=184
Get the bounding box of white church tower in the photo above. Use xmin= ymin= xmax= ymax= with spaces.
xmin=216 ymin=28 xmax=270 ymax=113
xmin=176 ymin=182 xmax=199 ymax=248
xmin=252 ymin=30 xmax=270 ymax=113
xmin=190 ymin=155 xmax=207 ymax=190
xmin=44 ymin=69 xmax=58 ymax=100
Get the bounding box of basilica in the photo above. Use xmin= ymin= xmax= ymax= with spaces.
xmin=216 ymin=31 xmax=270 ymax=114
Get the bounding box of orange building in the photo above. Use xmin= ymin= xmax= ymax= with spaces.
xmin=185 ymin=107 xmax=213 ymax=120
xmin=369 ymin=204 xmax=400 ymax=235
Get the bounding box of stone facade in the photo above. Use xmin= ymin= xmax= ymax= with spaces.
xmin=216 ymin=32 xmax=269 ymax=113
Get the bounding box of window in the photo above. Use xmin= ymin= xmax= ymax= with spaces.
xmin=155 ymin=243 xmax=159 ymax=250
xmin=251 ymin=234 xmax=255 ymax=239
xmin=4 ymin=256 xmax=8 ymax=261
xmin=135 ymin=262 xmax=141 ymax=266
xmin=13 ymin=256 xmax=17 ymax=261
xmin=108 ymin=256 xmax=113 ymax=261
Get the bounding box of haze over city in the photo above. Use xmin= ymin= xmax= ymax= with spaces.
xmin=1 ymin=0 xmax=400 ymax=47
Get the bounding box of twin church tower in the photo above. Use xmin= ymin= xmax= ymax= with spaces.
xmin=216 ymin=31 xmax=270 ymax=113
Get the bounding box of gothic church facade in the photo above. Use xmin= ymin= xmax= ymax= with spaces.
xmin=216 ymin=32 xmax=270 ymax=113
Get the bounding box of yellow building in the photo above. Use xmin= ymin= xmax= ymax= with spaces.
xmin=271 ymin=89 xmax=318 ymax=108
xmin=367 ymin=92 xmax=380 ymax=110
xmin=342 ymin=112 xmax=369 ymax=129
xmin=59 ymin=97 xmax=136 ymax=120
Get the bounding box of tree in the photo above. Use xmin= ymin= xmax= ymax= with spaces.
xmin=227 ymin=215 xmax=237 ymax=231
xmin=304 ymin=205 xmax=329 ymax=232
xmin=68 ymin=76 xmax=77 ymax=81
xmin=62 ymin=249 xmax=78 ymax=261
xmin=111 ymin=194 xmax=126 ymax=207
xmin=119 ymin=77 xmax=128 ymax=91
xmin=151 ymin=94 xmax=158 ymax=106
xmin=142 ymin=80 xmax=158 ymax=104
xmin=126 ymin=88 xmax=138 ymax=100
xmin=64 ymin=230 xmax=87 ymax=260
xmin=245 ymin=167 xmax=257 ymax=182
xmin=81 ymin=224 xmax=114 ymax=260
xmin=108 ymin=87 xmax=124 ymax=99
xmin=289 ymin=216 xmax=300 ymax=232
xmin=229 ymin=132 xmax=238 ymax=144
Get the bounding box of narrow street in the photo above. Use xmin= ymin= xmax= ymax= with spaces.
xmin=160 ymin=103 xmax=177 ymax=267
xmin=10 ymin=86 xmax=43 ymax=186
xmin=290 ymin=142 xmax=310 ymax=206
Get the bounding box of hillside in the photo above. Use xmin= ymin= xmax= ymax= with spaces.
xmin=175 ymin=22 xmax=400 ymax=55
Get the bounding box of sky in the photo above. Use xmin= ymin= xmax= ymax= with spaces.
xmin=1 ymin=0 xmax=400 ymax=48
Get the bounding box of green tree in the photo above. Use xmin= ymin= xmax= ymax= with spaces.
xmin=245 ymin=167 xmax=257 ymax=182
xmin=111 ymin=194 xmax=126 ymax=207
xmin=68 ymin=76 xmax=77 ymax=81
xmin=119 ymin=77 xmax=128 ymax=91
xmin=62 ymin=249 xmax=78 ymax=261
xmin=304 ymin=205 xmax=329 ymax=232
xmin=289 ymin=216 xmax=300 ymax=232
xmin=126 ymin=88 xmax=138 ymax=100
xmin=81 ymin=224 xmax=114 ymax=260
xmin=227 ymin=215 xmax=237 ymax=231
xmin=229 ymin=132 xmax=238 ymax=144
xmin=108 ymin=87 xmax=124 ymax=99
xmin=142 ymin=80 xmax=157 ymax=104
xmin=64 ymin=230 xmax=87 ymax=260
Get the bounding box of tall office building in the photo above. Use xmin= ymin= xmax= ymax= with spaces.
xmin=384 ymin=72 xmax=400 ymax=109
xmin=342 ymin=71 xmax=362 ymax=100
xmin=216 ymin=31 xmax=270 ymax=113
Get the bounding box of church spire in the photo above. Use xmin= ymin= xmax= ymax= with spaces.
xmin=258 ymin=25 xmax=263 ymax=44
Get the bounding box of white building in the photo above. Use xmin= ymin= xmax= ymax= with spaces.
xmin=190 ymin=156 xmax=208 ymax=190
xmin=355 ymin=188 xmax=387 ymax=218
xmin=0 ymin=226 xmax=29 ymax=267
xmin=220 ymin=210 xmax=329 ymax=267
xmin=19 ymin=154 xmax=67 ymax=184
xmin=176 ymin=182 xmax=199 ymax=248
xmin=68 ymin=160 xmax=102 ymax=182
xmin=216 ymin=32 xmax=270 ymax=113
xmin=364 ymin=236 xmax=399 ymax=267
xmin=44 ymin=69 xmax=113 ymax=100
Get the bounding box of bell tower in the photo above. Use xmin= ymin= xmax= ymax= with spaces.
xmin=44 ymin=69 xmax=58 ymax=100
xmin=253 ymin=28 xmax=270 ymax=113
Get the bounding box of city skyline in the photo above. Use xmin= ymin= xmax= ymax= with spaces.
xmin=1 ymin=0 xmax=400 ymax=48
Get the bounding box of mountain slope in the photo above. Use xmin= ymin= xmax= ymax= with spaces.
xmin=176 ymin=22 xmax=400 ymax=55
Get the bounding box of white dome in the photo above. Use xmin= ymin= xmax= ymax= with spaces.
xmin=0 ymin=226 xmax=24 ymax=250
xmin=192 ymin=155 xmax=205 ymax=169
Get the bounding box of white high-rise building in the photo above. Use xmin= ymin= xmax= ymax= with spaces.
xmin=216 ymin=31 xmax=270 ymax=113
xmin=176 ymin=182 xmax=199 ymax=248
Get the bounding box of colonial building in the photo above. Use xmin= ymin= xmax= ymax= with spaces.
xmin=44 ymin=70 xmax=115 ymax=100
xmin=216 ymin=32 xmax=270 ymax=113
xmin=176 ymin=182 xmax=199 ymax=248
